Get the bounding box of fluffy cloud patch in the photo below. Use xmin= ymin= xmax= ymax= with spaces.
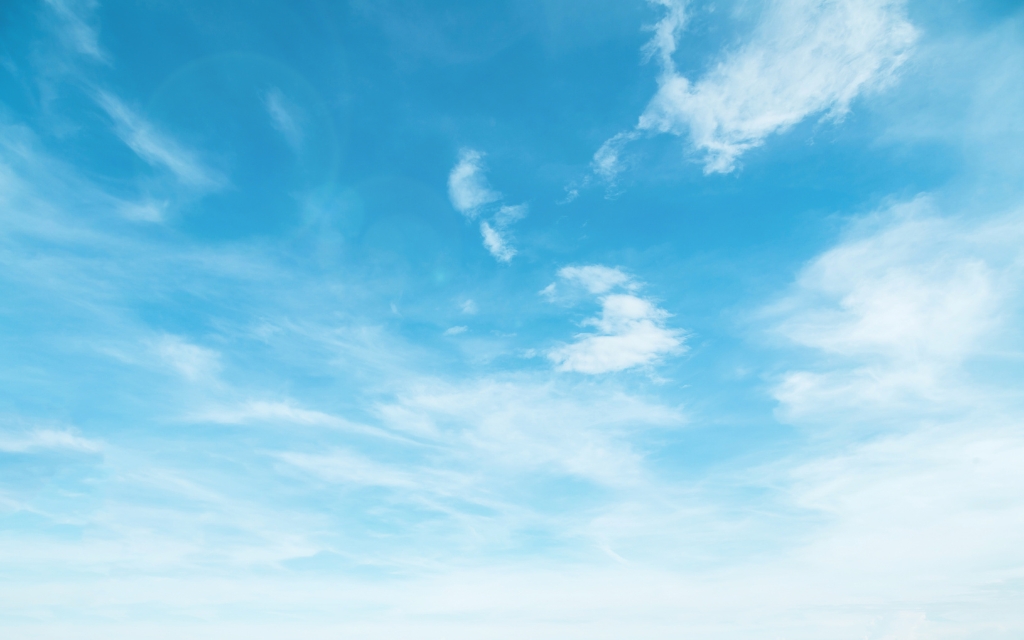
xmin=547 ymin=266 xmax=684 ymax=374
xmin=598 ymin=0 xmax=917 ymax=177
xmin=447 ymin=148 xmax=500 ymax=217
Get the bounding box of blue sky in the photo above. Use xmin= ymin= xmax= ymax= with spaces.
xmin=2 ymin=0 xmax=1024 ymax=637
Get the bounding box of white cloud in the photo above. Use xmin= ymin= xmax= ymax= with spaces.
xmin=444 ymin=325 xmax=468 ymax=336
xmin=460 ymin=299 xmax=478 ymax=315
xmin=547 ymin=266 xmax=685 ymax=374
xmin=598 ymin=0 xmax=917 ymax=178
xmin=447 ymin=151 xmax=527 ymax=262
xmin=494 ymin=204 xmax=527 ymax=227
xmin=557 ymin=265 xmax=633 ymax=294
xmin=480 ymin=221 xmax=515 ymax=263
xmin=549 ymin=294 xmax=684 ymax=374
xmin=768 ymin=197 xmax=1024 ymax=422
xmin=0 ymin=428 xmax=101 ymax=453
xmin=447 ymin=148 xmax=500 ymax=217
xmin=265 ymin=88 xmax=303 ymax=149
xmin=370 ymin=377 xmax=682 ymax=487
xmin=152 ymin=335 xmax=221 ymax=382
xmin=591 ymin=131 xmax=639 ymax=183
xmin=95 ymin=91 xmax=224 ymax=189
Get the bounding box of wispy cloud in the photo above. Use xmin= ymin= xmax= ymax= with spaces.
xmin=43 ymin=0 xmax=107 ymax=62
xmin=480 ymin=221 xmax=515 ymax=262
xmin=767 ymin=197 xmax=1023 ymax=423
xmin=0 ymin=427 xmax=101 ymax=453
xmin=368 ymin=377 xmax=681 ymax=486
xmin=596 ymin=0 xmax=917 ymax=178
xmin=151 ymin=334 xmax=222 ymax=382
xmin=265 ymin=88 xmax=303 ymax=149
xmin=547 ymin=266 xmax=684 ymax=374
xmin=117 ymin=199 xmax=167 ymax=223
xmin=95 ymin=91 xmax=224 ymax=190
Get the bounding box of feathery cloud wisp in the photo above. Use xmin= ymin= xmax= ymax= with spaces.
xmin=95 ymin=91 xmax=224 ymax=190
xmin=480 ymin=221 xmax=516 ymax=262
xmin=265 ymin=88 xmax=303 ymax=149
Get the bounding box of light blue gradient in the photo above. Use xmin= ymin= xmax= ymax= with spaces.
xmin=2 ymin=1 xmax=1023 ymax=638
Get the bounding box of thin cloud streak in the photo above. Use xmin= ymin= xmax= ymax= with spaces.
xmin=95 ymin=91 xmax=224 ymax=190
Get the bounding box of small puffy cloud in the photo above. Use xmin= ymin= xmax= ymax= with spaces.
xmin=95 ymin=91 xmax=224 ymax=190
xmin=549 ymin=294 xmax=684 ymax=374
xmin=547 ymin=266 xmax=685 ymax=374
xmin=447 ymin=148 xmax=500 ymax=217
xmin=597 ymin=0 xmax=917 ymax=178
xmin=444 ymin=325 xmax=468 ymax=336
xmin=460 ymin=299 xmax=478 ymax=314
xmin=480 ymin=221 xmax=515 ymax=263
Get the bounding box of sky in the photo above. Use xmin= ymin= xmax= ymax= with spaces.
xmin=1 ymin=0 xmax=1024 ymax=638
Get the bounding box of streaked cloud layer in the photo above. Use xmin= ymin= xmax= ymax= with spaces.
xmin=2 ymin=1 xmax=1023 ymax=638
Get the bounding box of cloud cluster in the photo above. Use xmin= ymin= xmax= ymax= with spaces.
xmin=545 ymin=266 xmax=685 ymax=374
xmin=447 ymin=149 xmax=526 ymax=262
xmin=596 ymin=0 xmax=917 ymax=177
